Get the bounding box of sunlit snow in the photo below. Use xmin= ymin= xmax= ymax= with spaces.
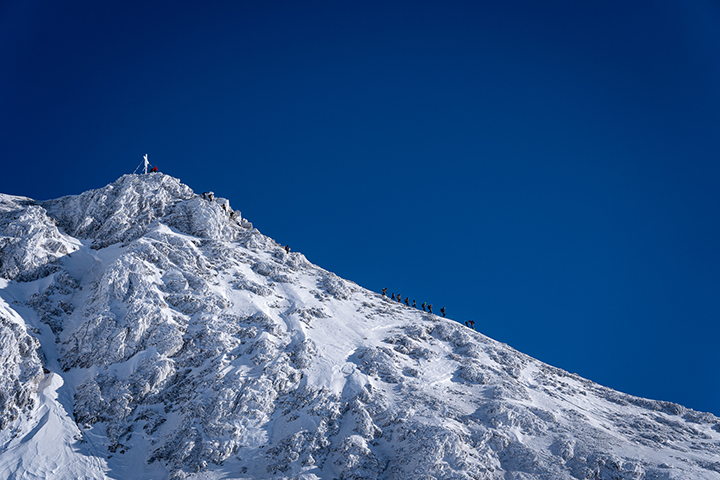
xmin=0 ymin=173 xmax=718 ymax=479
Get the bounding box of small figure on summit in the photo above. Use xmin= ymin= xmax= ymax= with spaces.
xmin=222 ymin=204 xmax=227 ymax=212
xmin=382 ymin=288 xmax=387 ymax=297
xmin=421 ymin=302 xmax=426 ymax=312
xmin=150 ymin=166 xmax=159 ymax=173
xmin=427 ymin=304 xmax=433 ymax=314
xmin=136 ymin=154 xmax=158 ymax=174
xmin=392 ymin=293 xmax=396 ymax=300
xmin=404 ymin=297 xmax=409 ymax=306
xmin=412 ymin=300 xmax=416 ymax=308
xmin=440 ymin=307 xmax=446 ymax=317
xmin=285 ymin=245 xmax=290 ymax=254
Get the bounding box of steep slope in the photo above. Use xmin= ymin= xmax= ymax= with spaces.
xmin=0 ymin=173 xmax=718 ymax=480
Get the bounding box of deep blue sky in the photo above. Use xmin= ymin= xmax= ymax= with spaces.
xmin=1 ymin=1 xmax=719 ymax=415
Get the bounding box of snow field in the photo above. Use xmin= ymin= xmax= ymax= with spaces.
xmin=0 ymin=173 xmax=718 ymax=480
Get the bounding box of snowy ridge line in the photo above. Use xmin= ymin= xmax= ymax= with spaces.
xmin=0 ymin=173 xmax=717 ymax=480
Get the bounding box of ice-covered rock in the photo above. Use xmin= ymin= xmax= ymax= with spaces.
xmin=0 ymin=173 xmax=718 ymax=480
xmin=0 ymin=298 xmax=44 ymax=430
xmin=0 ymin=194 xmax=78 ymax=281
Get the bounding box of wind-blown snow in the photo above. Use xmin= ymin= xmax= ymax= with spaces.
xmin=0 ymin=173 xmax=718 ymax=480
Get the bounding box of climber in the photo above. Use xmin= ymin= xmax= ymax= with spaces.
xmin=404 ymin=297 xmax=409 ymax=306
xmin=428 ymin=304 xmax=433 ymax=314
xmin=421 ymin=302 xmax=426 ymax=312
xmin=412 ymin=300 xmax=416 ymax=308
xmin=285 ymin=245 xmax=290 ymax=254
xmin=202 ymin=192 xmax=207 ymax=200
xmin=397 ymin=294 xmax=402 ymax=303
xmin=382 ymin=288 xmax=387 ymax=297
xmin=440 ymin=307 xmax=446 ymax=317
xmin=468 ymin=320 xmax=475 ymax=329
xmin=150 ymin=166 xmax=159 ymax=173
xmin=208 ymin=193 xmax=214 ymax=201
xmin=230 ymin=211 xmax=235 ymax=220
xmin=392 ymin=293 xmax=396 ymax=300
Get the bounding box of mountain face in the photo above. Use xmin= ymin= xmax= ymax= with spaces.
xmin=0 ymin=174 xmax=718 ymax=480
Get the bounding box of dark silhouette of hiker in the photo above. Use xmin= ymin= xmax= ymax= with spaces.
xmin=397 ymin=294 xmax=402 ymax=303
xmin=150 ymin=166 xmax=158 ymax=173
xmin=468 ymin=320 xmax=475 ymax=330
xmin=440 ymin=307 xmax=445 ymax=317
xmin=412 ymin=300 xmax=416 ymax=308
xmin=421 ymin=302 xmax=426 ymax=312
xmin=285 ymin=245 xmax=290 ymax=254
xmin=392 ymin=293 xmax=396 ymax=300
xmin=208 ymin=193 xmax=214 ymax=201
xmin=230 ymin=211 xmax=235 ymax=220
xmin=202 ymin=192 xmax=207 ymax=200
xmin=382 ymin=288 xmax=387 ymax=297
xmin=404 ymin=297 xmax=409 ymax=306
xmin=428 ymin=304 xmax=433 ymax=314
xmin=222 ymin=204 xmax=227 ymax=212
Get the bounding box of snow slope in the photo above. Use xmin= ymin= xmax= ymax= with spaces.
xmin=0 ymin=173 xmax=718 ymax=480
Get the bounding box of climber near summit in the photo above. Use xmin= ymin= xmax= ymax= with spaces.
xmin=382 ymin=288 xmax=387 ymax=297
xmin=133 ymin=153 xmax=159 ymax=174
xmin=285 ymin=245 xmax=290 ymax=254
xmin=441 ymin=307 xmax=446 ymax=317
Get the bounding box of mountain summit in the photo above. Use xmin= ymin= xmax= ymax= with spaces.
xmin=0 ymin=174 xmax=718 ymax=480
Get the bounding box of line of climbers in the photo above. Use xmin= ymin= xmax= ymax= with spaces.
xmin=200 ymin=191 xmax=292 ymax=254
xmin=190 ymin=184 xmax=472 ymax=330
xmin=201 ymin=191 xmax=239 ymax=222
xmin=380 ymin=288 xmax=471 ymax=329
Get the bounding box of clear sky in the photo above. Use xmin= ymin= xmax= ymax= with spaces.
xmin=1 ymin=1 xmax=719 ymax=415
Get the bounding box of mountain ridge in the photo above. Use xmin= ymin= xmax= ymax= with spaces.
xmin=0 ymin=173 xmax=718 ymax=480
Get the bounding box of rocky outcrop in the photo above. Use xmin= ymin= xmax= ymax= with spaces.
xmin=0 ymin=174 xmax=718 ymax=480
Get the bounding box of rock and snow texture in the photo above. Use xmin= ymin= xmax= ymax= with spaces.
xmin=0 ymin=173 xmax=718 ymax=480
xmin=0 ymin=194 xmax=77 ymax=282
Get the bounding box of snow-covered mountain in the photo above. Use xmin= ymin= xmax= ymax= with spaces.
xmin=0 ymin=173 xmax=718 ymax=480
